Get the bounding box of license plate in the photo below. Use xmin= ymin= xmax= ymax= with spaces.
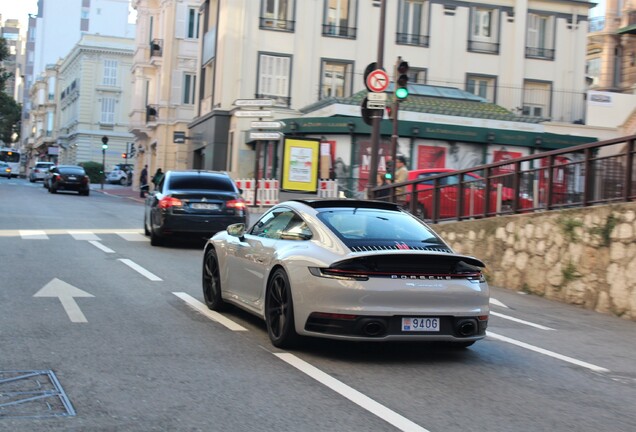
xmin=68 ymin=176 xmax=77 ymax=180
xmin=191 ymin=203 xmax=218 ymax=210
xmin=402 ymin=317 xmax=440 ymax=332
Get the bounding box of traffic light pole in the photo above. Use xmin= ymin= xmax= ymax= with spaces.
xmin=367 ymin=0 xmax=386 ymax=195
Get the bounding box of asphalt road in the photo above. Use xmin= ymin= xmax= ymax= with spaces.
xmin=1 ymin=178 xmax=635 ymax=432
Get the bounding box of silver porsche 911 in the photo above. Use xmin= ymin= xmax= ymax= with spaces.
xmin=202 ymin=199 xmax=489 ymax=348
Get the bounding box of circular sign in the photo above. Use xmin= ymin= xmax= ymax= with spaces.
xmin=366 ymin=69 xmax=390 ymax=93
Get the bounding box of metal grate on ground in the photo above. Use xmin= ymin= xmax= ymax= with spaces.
xmin=0 ymin=370 xmax=76 ymax=419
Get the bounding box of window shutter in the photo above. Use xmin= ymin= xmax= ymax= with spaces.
xmin=175 ymin=3 xmax=186 ymax=39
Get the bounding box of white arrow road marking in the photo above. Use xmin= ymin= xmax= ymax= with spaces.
xmin=489 ymin=298 xmax=508 ymax=308
xmin=275 ymin=353 xmax=430 ymax=432
xmin=487 ymin=331 xmax=610 ymax=373
xmin=490 ymin=311 xmax=554 ymax=330
xmin=173 ymin=292 xmax=247 ymax=331
xmin=118 ymin=259 xmax=162 ymax=281
xmin=33 ymin=278 xmax=94 ymax=323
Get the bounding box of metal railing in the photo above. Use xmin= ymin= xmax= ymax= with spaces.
xmin=371 ymin=135 xmax=635 ymax=223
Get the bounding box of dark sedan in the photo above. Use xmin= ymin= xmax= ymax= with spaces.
xmin=48 ymin=165 xmax=90 ymax=196
xmin=144 ymin=170 xmax=248 ymax=246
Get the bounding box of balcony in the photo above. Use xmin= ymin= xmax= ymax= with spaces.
xmin=525 ymin=47 xmax=555 ymax=60
xmin=468 ymin=40 xmax=500 ymax=55
xmin=321 ymin=24 xmax=356 ymax=39
xmin=146 ymin=105 xmax=158 ymax=123
xmin=259 ymin=17 xmax=294 ymax=32
xmin=150 ymin=39 xmax=163 ymax=57
xmin=396 ymin=32 xmax=429 ymax=47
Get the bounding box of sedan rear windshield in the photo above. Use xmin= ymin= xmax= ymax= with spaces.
xmin=316 ymin=208 xmax=443 ymax=244
xmin=169 ymin=175 xmax=235 ymax=191
xmin=59 ymin=167 xmax=86 ymax=175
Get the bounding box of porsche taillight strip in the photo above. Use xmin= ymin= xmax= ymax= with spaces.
xmin=309 ymin=267 xmax=483 ymax=282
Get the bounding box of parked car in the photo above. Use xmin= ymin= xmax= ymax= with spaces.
xmin=106 ymin=163 xmax=134 ymax=185
xmin=202 ymin=199 xmax=489 ymax=348
xmin=0 ymin=161 xmax=12 ymax=178
xmin=29 ymin=161 xmax=55 ymax=182
xmin=47 ymin=165 xmax=91 ymax=196
xmin=144 ymin=170 xmax=248 ymax=246
xmin=403 ymin=168 xmax=533 ymax=219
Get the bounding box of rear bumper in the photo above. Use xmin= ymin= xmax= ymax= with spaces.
xmin=157 ymin=213 xmax=247 ymax=237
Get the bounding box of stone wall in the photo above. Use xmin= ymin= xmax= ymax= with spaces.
xmin=432 ymin=202 xmax=636 ymax=321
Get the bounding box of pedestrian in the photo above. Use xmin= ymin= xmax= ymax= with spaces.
xmin=394 ymin=155 xmax=409 ymax=204
xmin=139 ymin=164 xmax=148 ymax=198
xmin=151 ymin=168 xmax=164 ymax=190
xmin=375 ymin=171 xmax=392 ymax=200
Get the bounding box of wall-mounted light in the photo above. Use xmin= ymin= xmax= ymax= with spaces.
xmin=412 ymin=126 xmax=420 ymax=135
xmin=487 ymin=132 xmax=495 ymax=142
xmin=289 ymin=121 xmax=298 ymax=134
xmin=347 ymin=122 xmax=355 ymax=133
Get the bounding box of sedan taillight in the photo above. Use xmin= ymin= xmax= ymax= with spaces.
xmin=158 ymin=196 xmax=183 ymax=209
xmin=226 ymin=199 xmax=246 ymax=210
xmin=81 ymin=176 xmax=89 ymax=184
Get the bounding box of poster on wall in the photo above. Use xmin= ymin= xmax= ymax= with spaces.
xmin=492 ymin=149 xmax=523 ymax=175
xmin=356 ymin=139 xmax=392 ymax=192
xmin=417 ymin=145 xmax=446 ymax=169
xmin=282 ymin=138 xmax=319 ymax=192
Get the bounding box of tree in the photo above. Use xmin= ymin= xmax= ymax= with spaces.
xmin=0 ymin=37 xmax=22 ymax=144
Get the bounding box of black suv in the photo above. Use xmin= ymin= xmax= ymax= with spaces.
xmin=143 ymin=170 xmax=248 ymax=246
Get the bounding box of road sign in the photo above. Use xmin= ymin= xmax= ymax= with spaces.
xmin=173 ymin=131 xmax=186 ymax=143
xmin=367 ymin=92 xmax=387 ymax=101
xmin=367 ymin=100 xmax=386 ymax=109
xmin=235 ymin=110 xmax=273 ymax=118
xmin=251 ymin=121 xmax=285 ymax=129
xmin=233 ymin=99 xmax=274 ymax=107
xmin=249 ymin=131 xmax=283 ymax=140
xmin=366 ymin=69 xmax=390 ymax=92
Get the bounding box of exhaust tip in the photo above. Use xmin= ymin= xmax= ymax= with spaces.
xmin=455 ymin=319 xmax=477 ymax=337
xmin=361 ymin=320 xmax=387 ymax=337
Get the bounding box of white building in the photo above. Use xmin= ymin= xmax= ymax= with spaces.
xmin=185 ymin=0 xmax=595 ymax=184
xmin=56 ymin=34 xmax=135 ymax=170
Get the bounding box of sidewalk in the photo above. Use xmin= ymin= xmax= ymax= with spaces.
xmin=91 ymin=184 xmax=320 ymax=212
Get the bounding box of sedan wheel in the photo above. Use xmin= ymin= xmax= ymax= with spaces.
xmin=265 ymin=268 xmax=299 ymax=348
xmin=120 ymin=177 xmax=127 ymax=186
xmin=202 ymin=248 xmax=226 ymax=311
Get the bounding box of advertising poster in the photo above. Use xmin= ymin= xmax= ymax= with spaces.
xmin=282 ymin=138 xmax=319 ymax=192
xmin=356 ymin=139 xmax=392 ymax=192
xmin=417 ymin=145 xmax=446 ymax=169
xmin=493 ymin=149 xmax=523 ymax=174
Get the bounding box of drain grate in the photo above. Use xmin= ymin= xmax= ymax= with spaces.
xmin=0 ymin=370 xmax=76 ymax=418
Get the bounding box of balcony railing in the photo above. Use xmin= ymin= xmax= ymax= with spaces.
xmin=321 ymin=24 xmax=356 ymax=38
xmin=396 ymin=32 xmax=429 ymax=47
xmin=259 ymin=17 xmax=295 ymax=32
xmin=526 ymin=46 xmax=555 ymax=60
xmin=150 ymin=39 xmax=163 ymax=57
xmin=372 ymin=135 xmax=635 ymax=223
xmin=468 ymin=40 xmax=500 ymax=54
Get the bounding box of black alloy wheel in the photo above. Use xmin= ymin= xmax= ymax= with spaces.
xmin=202 ymin=248 xmax=226 ymax=311
xmin=265 ymin=268 xmax=299 ymax=348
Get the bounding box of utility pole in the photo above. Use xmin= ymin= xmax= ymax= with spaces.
xmin=367 ymin=0 xmax=386 ymax=194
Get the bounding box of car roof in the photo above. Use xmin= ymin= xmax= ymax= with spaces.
xmin=287 ymin=199 xmax=402 ymax=211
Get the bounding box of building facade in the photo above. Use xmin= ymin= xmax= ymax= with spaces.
xmin=185 ymin=0 xmax=593 ymax=186
xmin=56 ymin=34 xmax=135 ymax=170
xmin=26 ymin=64 xmax=59 ymax=165
xmin=129 ymin=0 xmax=201 ymax=188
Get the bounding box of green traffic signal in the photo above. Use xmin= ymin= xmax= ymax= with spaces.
xmin=395 ymin=87 xmax=409 ymax=99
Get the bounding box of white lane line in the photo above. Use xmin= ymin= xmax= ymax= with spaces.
xmin=19 ymin=230 xmax=48 ymax=239
xmin=118 ymin=259 xmax=162 ymax=281
xmin=69 ymin=231 xmax=100 ymax=241
xmin=172 ymin=292 xmax=248 ymax=331
xmin=490 ymin=311 xmax=555 ymax=330
xmin=487 ymin=331 xmax=610 ymax=373
xmin=489 ymin=298 xmax=509 ymax=308
xmin=89 ymin=240 xmax=115 ymax=253
xmin=116 ymin=232 xmax=149 ymax=242
xmin=275 ymin=353 xmax=430 ymax=432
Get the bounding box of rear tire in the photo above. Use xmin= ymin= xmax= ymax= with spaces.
xmin=120 ymin=177 xmax=127 ymax=186
xmin=265 ymin=268 xmax=299 ymax=348
xmin=202 ymin=248 xmax=226 ymax=311
xmin=150 ymin=228 xmax=163 ymax=246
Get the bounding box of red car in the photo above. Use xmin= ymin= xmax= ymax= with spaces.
xmin=403 ymin=168 xmax=532 ymax=219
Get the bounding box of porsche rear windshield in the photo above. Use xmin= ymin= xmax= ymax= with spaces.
xmin=169 ymin=174 xmax=235 ymax=191
xmin=316 ymin=208 xmax=443 ymax=244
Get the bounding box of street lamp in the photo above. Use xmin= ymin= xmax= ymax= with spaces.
xmin=101 ymin=136 xmax=109 ymax=190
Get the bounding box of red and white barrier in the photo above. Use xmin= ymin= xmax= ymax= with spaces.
xmin=318 ymin=179 xmax=339 ymax=198
xmin=235 ymin=178 xmax=279 ymax=206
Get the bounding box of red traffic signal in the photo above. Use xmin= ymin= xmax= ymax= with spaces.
xmin=122 ymin=153 xmax=127 ymax=159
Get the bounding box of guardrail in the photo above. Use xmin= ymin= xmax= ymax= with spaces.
xmin=371 ymin=135 xmax=635 ymax=224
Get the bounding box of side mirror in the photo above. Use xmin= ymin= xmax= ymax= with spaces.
xmin=227 ymin=223 xmax=246 ymax=240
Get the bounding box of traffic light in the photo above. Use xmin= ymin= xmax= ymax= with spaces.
xmin=395 ymin=60 xmax=409 ymax=100
xmin=386 ymin=105 xmax=393 ymax=120
xmin=101 ymin=136 xmax=109 ymax=150
xmin=122 ymin=153 xmax=127 ymax=159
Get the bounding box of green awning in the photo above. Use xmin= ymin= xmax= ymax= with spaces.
xmin=617 ymin=24 xmax=636 ymax=34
